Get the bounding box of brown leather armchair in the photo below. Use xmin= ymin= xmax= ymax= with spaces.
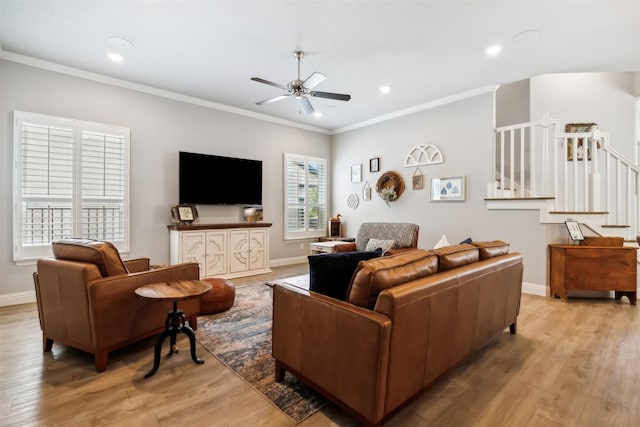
xmin=33 ymin=238 xmax=200 ymax=372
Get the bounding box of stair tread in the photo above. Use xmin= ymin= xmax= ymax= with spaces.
xmin=549 ymin=211 xmax=609 ymax=215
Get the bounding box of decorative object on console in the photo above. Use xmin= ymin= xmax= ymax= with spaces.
xmin=564 ymin=220 xmax=584 ymax=241
xmin=362 ymin=181 xmax=371 ymax=201
xmin=369 ymin=157 xmax=380 ymax=172
xmin=430 ymin=176 xmax=465 ymax=201
xmin=404 ymin=143 xmax=444 ymax=167
xmin=376 ymin=171 xmax=405 ymax=206
xmin=351 ymin=163 xmax=362 ymax=182
xmin=346 ymin=193 xmax=359 ymax=209
xmin=243 ymin=205 xmax=264 ymax=222
xmin=329 ymin=214 xmax=342 ymax=237
xmin=176 ymin=204 xmax=198 ymax=223
xmin=412 ymin=168 xmax=423 ymax=190
xmin=566 ymin=123 xmax=599 ymax=161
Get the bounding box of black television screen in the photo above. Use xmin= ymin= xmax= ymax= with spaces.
xmin=179 ymin=151 xmax=263 ymax=205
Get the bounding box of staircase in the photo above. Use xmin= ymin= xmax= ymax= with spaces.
xmin=486 ymin=113 xmax=639 ymax=242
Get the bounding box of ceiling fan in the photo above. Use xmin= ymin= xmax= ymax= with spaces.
xmin=251 ymin=51 xmax=351 ymax=114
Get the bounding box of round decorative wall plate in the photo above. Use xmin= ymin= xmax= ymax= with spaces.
xmin=346 ymin=193 xmax=360 ymax=209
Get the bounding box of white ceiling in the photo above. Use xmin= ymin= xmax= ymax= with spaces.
xmin=1 ymin=1 xmax=639 ymax=132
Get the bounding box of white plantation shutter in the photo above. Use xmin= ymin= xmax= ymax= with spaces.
xmin=284 ymin=153 xmax=327 ymax=239
xmin=13 ymin=111 xmax=130 ymax=261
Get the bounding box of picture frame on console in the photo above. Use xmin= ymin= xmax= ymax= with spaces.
xmin=564 ymin=220 xmax=584 ymax=241
xmin=177 ymin=205 xmax=198 ymax=223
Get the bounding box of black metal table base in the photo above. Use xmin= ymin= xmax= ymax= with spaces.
xmin=144 ymin=300 xmax=204 ymax=378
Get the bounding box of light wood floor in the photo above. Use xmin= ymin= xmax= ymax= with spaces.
xmin=1 ymin=264 xmax=638 ymax=426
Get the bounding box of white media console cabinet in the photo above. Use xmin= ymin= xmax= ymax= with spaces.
xmin=169 ymin=223 xmax=272 ymax=279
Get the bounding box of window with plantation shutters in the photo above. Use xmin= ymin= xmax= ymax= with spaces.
xmin=283 ymin=153 xmax=327 ymax=240
xmin=13 ymin=111 xmax=130 ymax=261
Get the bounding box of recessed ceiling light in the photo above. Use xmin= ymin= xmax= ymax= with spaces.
xmin=484 ymin=45 xmax=503 ymax=56
xmin=108 ymin=36 xmax=134 ymax=50
xmin=379 ymin=85 xmax=391 ymax=94
xmin=107 ymin=52 xmax=124 ymax=62
xmin=313 ymin=111 xmax=322 ymax=118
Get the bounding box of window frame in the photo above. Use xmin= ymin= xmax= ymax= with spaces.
xmin=283 ymin=153 xmax=328 ymax=240
xmin=12 ymin=111 xmax=130 ymax=262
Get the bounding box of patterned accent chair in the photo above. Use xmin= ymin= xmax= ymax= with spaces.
xmin=334 ymin=222 xmax=419 ymax=255
xmin=33 ymin=238 xmax=200 ymax=372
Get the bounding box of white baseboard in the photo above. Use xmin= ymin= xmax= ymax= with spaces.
xmin=0 ymin=290 xmax=36 ymax=307
xmin=269 ymin=256 xmax=308 ymax=268
xmin=522 ymin=282 xmax=546 ymax=297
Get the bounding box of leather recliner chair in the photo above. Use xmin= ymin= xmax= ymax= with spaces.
xmin=33 ymin=238 xmax=200 ymax=372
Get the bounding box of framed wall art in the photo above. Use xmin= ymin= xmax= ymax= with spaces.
xmin=430 ymin=176 xmax=465 ymax=201
xmin=412 ymin=168 xmax=423 ymax=190
xmin=351 ymin=163 xmax=362 ymax=182
xmin=369 ymin=157 xmax=380 ymax=173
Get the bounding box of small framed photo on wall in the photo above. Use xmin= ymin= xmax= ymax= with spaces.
xmin=369 ymin=157 xmax=380 ymax=173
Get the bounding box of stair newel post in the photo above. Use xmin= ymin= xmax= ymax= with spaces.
xmin=590 ymin=125 xmax=601 ymax=211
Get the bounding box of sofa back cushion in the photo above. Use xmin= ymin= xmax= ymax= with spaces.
xmin=308 ymin=250 xmax=382 ymax=300
xmin=52 ymin=238 xmax=128 ymax=277
xmin=347 ymin=249 xmax=438 ymax=309
xmin=434 ymin=244 xmax=479 ymax=272
xmin=472 ymin=240 xmax=510 ymax=260
xmin=355 ymin=222 xmax=419 ymax=251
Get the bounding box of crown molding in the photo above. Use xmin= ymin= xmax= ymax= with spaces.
xmin=0 ymin=50 xmax=331 ymax=135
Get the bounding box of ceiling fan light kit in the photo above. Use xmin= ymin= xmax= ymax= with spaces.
xmin=251 ymin=51 xmax=351 ymax=114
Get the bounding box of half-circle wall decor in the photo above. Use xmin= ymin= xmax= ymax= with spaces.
xmin=404 ymin=144 xmax=444 ymax=167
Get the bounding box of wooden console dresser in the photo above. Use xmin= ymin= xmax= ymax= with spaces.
xmin=549 ymin=244 xmax=637 ymax=305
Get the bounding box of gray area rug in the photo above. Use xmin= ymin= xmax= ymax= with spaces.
xmin=196 ymin=279 xmax=326 ymax=424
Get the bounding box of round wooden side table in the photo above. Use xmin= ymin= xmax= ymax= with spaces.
xmin=135 ymin=280 xmax=212 ymax=378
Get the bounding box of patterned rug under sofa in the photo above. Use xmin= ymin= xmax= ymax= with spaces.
xmin=195 ymin=277 xmax=325 ymax=424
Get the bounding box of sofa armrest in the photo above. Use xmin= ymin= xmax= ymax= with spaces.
xmin=334 ymin=242 xmax=357 ymax=253
xmin=123 ymin=257 xmax=150 ymax=273
xmin=272 ymin=283 xmax=392 ymax=424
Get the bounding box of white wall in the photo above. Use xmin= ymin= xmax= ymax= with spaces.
xmin=530 ymin=72 xmax=637 ymax=161
xmin=0 ymin=59 xmax=330 ymax=299
xmin=496 ymin=79 xmax=530 ymax=127
xmin=331 ymin=92 xmax=549 ymax=288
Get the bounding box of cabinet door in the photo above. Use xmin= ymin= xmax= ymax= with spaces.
xmin=229 ymin=230 xmax=250 ymax=273
xmin=204 ymin=230 xmax=227 ymax=277
xmin=249 ymin=229 xmax=268 ymax=270
xmin=181 ymin=231 xmax=206 ymax=276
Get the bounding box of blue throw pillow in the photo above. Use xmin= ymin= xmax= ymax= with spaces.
xmin=308 ymin=249 xmax=382 ymax=300
xmin=459 ymin=237 xmax=473 ymax=244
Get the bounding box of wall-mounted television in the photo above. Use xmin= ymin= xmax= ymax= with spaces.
xmin=179 ymin=151 xmax=263 ymax=205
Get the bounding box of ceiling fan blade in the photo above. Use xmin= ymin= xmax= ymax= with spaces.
xmin=298 ymin=97 xmax=314 ymax=114
xmin=251 ymin=77 xmax=288 ymax=90
xmin=302 ymin=72 xmax=326 ymax=89
xmin=310 ymin=91 xmax=351 ymax=102
xmin=256 ymin=94 xmax=290 ymax=105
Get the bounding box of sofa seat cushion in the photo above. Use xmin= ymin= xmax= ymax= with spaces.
xmin=52 ymin=238 xmax=128 ymax=277
xmin=434 ymin=244 xmax=479 ymax=272
xmin=472 ymin=240 xmax=510 ymax=259
xmin=308 ymin=250 xmax=382 ymax=300
xmin=347 ymin=249 xmax=438 ymax=309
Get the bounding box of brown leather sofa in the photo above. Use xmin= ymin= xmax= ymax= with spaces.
xmin=273 ymin=241 xmax=523 ymax=426
xmin=34 ymin=238 xmax=200 ymax=372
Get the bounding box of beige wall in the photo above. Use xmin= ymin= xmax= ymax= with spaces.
xmin=0 ymin=59 xmax=330 ymax=298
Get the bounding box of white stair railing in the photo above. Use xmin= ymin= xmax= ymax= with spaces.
xmin=492 ymin=114 xmax=639 ymax=240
